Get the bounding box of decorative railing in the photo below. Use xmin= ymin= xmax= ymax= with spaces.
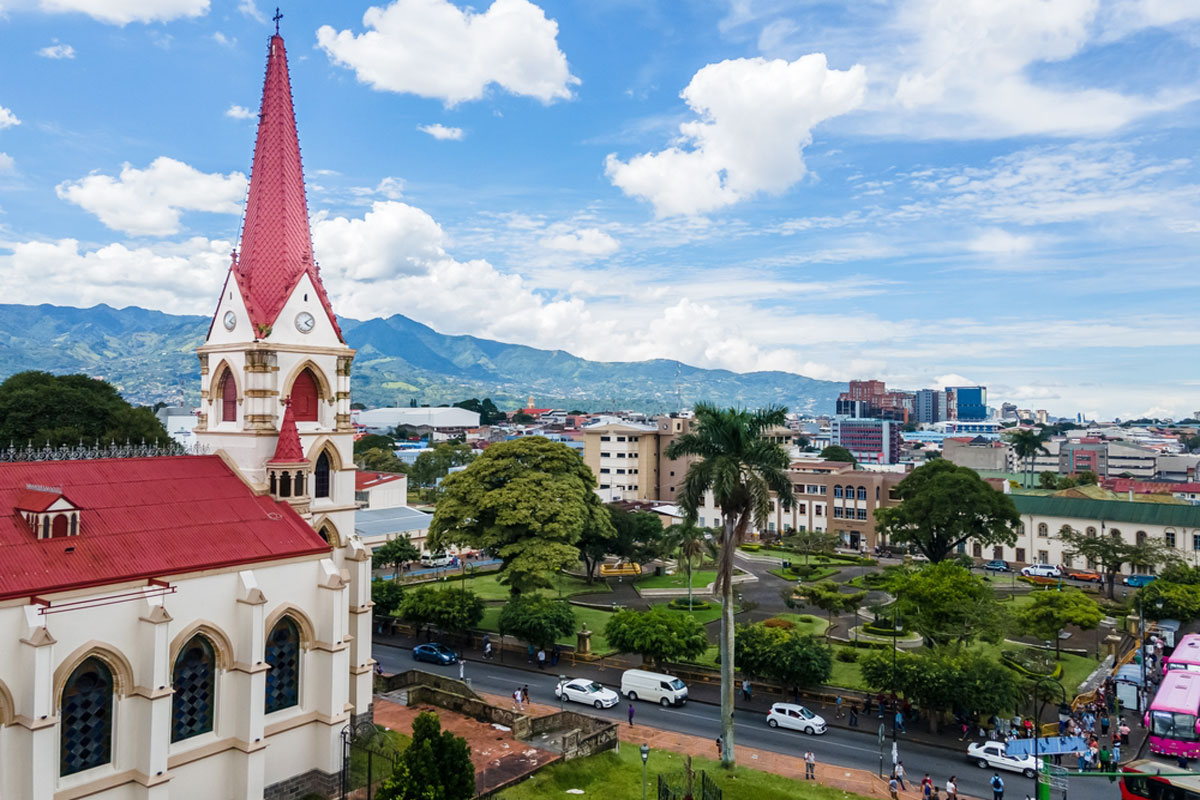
xmin=0 ymin=440 xmax=209 ymax=462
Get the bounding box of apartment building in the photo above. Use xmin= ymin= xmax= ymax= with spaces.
xmin=831 ymin=417 xmax=901 ymax=464
xmin=582 ymin=422 xmax=660 ymax=502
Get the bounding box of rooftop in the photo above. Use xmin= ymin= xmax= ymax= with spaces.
xmin=355 ymin=505 xmax=433 ymax=536
xmin=1011 ymin=493 xmax=1200 ymax=527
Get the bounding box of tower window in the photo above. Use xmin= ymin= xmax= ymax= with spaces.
xmin=60 ymin=657 xmax=114 ymax=776
xmin=279 ymin=471 xmax=291 ymax=498
xmin=220 ymin=370 xmax=237 ymax=423
xmin=293 ymin=471 xmax=304 ymax=496
xmin=314 ymin=451 xmax=331 ymax=498
xmin=291 ymin=369 xmax=319 ymax=422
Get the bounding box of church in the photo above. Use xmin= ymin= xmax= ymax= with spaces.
xmin=0 ymin=31 xmax=373 ymax=800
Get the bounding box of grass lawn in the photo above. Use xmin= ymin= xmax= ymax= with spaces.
xmin=829 ymin=655 xmax=868 ymax=691
xmin=347 ymin=727 xmax=410 ymax=790
xmin=770 ymin=613 xmax=831 ymax=637
xmin=479 ymin=605 xmax=617 ymax=654
xmin=767 ymin=566 xmax=841 ymax=583
xmin=651 ymin=601 xmax=740 ymax=626
xmin=450 ymin=571 xmax=609 ymax=602
xmin=636 ymin=570 xmax=717 ymax=590
xmin=495 ymin=741 xmax=872 ymax=800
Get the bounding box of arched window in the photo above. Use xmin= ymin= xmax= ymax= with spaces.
xmin=857 ymin=486 xmax=867 ymax=500
xmin=1086 ymin=527 xmax=1097 ymax=538
xmin=320 ymin=525 xmax=337 ymax=546
xmin=1137 ymin=530 xmax=1147 ymax=545
xmin=52 ymin=515 xmax=68 ymax=538
xmin=291 ymin=369 xmax=319 ymax=422
xmin=60 ymin=657 xmax=114 ymax=776
xmin=220 ymin=370 xmax=237 ymax=423
xmin=171 ymin=636 xmax=216 ymax=742
xmin=1110 ymin=528 xmax=1123 ymax=541
xmin=1037 ymin=523 xmax=1048 ymax=538
xmin=314 ymin=451 xmax=331 ymax=498
xmin=264 ymin=617 xmax=300 ymax=714
xmin=293 ymin=472 xmax=305 ymax=497
xmin=833 ymin=485 xmax=843 ymax=498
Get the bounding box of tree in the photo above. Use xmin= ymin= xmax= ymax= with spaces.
xmin=0 ymin=370 xmax=171 ymax=447
xmin=410 ymin=442 xmax=475 ymax=488
xmin=603 ymin=608 xmax=708 ymax=667
xmin=734 ymin=622 xmax=833 ymax=693
xmin=796 ymin=581 xmax=865 ymax=631
xmin=783 ymin=529 xmax=841 ymax=565
xmin=378 ymin=711 xmax=474 ymax=800
xmin=888 ymin=562 xmax=1007 ymax=647
xmin=666 ymin=403 xmax=794 ymax=767
xmin=355 ymin=433 xmax=396 ymax=455
xmin=1038 ymin=471 xmax=1059 ymax=489
xmin=608 ymin=505 xmax=667 ymax=565
xmin=819 ymin=445 xmax=857 ymax=465
xmin=874 ymin=460 xmax=1019 ymax=563
xmin=497 ymin=594 xmax=576 ymax=647
xmin=1140 ymin=581 xmax=1200 ymax=622
xmin=375 ymin=536 xmax=421 ymax=579
xmin=1015 ymin=588 xmax=1102 ymax=658
xmin=1075 ymin=470 xmax=1098 ymax=486
xmin=453 ymin=397 xmax=503 ymax=425
xmin=512 ymin=411 xmax=535 ymax=424
xmin=372 ymin=579 xmax=405 ymax=616
xmin=428 ymin=437 xmax=614 ymax=594
xmin=358 ymin=448 xmax=409 ymax=474
xmin=1006 ymin=428 xmax=1050 ymax=489
xmin=1057 ymin=525 xmax=1177 ymax=599
xmin=1055 ymin=475 xmax=1078 ymax=490
xmin=665 ymin=523 xmax=710 ymax=610
xmin=398 ymin=587 xmax=484 ymax=640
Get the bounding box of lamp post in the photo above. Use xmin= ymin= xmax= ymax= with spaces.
xmin=1031 ymin=675 xmax=1067 ymax=800
xmin=559 ymin=674 xmax=566 ymax=712
xmin=640 ymin=744 xmax=650 ymax=800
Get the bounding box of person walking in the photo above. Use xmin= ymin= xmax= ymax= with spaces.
xmin=537 ymin=648 xmax=547 ymax=670
xmin=522 ymin=685 xmax=530 ymax=706
xmin=527 ymin=643 xmax=535 ymax=663
xmin=895 ymin=761 xmax=907 ymax=791
xmin=742 ymin=678 xmax=752 ymax=702
xmin=513 ymin=687 xmax=524 ymax=711
xmin=836 ymin=694 xmax=844 ymax=718
xmin=484 ymin=640 xmax=494 ymax=660
xmin=1113 ymin=738 xmax=1122 ymax=765
xmin=890 ymin=775 xmax=900 ymax=800
xmin=895 ymin=709 xmax=906 ymax=734
xmin=946 ymin=775 xmax=958 ymax=800
xmin=849 ymin=704 xmax=859 ymax=727
xmin=715 ymin=735 xmax=722 ymax=759
xmin=921 ymin=774 xmax=933 ymax=800
xmin=1119 ymin=720 xmax=1131 ymax=746
xmin=628 ymin=704 xmax=636 ymax=727
xmin=990 ymin=773 xmax=1004 ymax=800
xmin=804 ymin=750 xmax=816 ymax=780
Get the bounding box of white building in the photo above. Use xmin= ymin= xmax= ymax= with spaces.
xmin=355 ymin=506 xmax=434 ymax=554
xmin=355 ymin=471 xmax=408 ymax=509
xmin=354 ymin=407 xmax=480 ymax=433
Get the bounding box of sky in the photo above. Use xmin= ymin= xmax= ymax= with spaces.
xmin=0 ymin=0 xmax=1198 ymax=421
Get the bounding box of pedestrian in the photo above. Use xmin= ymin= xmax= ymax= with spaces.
xmin=850 ymin=704 xmax=859 ymax=727
xmin=990 ymin=773 xmax=1004 ymax=800
xmin=522 ymin=684 xmax=530 ymax=705
xmin=1178 ymin=754 xmax=1190 ymax=770
xmin=537 ymin=648 xmax=547 ymax=669
xmin=836 ymin=694 xmax=844 ymax=718
xmin=958 ymin=721 xmax=970 ymax=741
xmin=513 ymin=687 xmax=523 ymax=711
xmin=742 ymin=678 xmax=752 ymax=702
xmin=895 ymin=761 xmax=907 ymax=790
xmin=527 ymin=643 xmax=535 ymax=663
xmin=1099 ymin=744 xmax=1111 ymax=773
xmin=896 ymin=709 xmax=906 ymax=734
xmin=552 ymin=644 xmax=561 ymax=666
xmin=1113 ymin=739 xmax=1122 ymax=765
xmin=374 ymin=662 xmax=384 ymax=677
xmin=946 ymin=776 xmax=958 ymax=800
xmin=921 ymin=773 xmax=933 ymax=800
xmin=484 ymin=641 xmax=494 ymax=660
xmin=890 ymin=775 xmax=900 ymax=800
xmin=1101 ymin=715 xmax=1110 ymax=736
xmin=628 ymin=704 xmax=636 ymax=727
xmin=1119 ymin=720 xmax=1131 ymax=746
xmin=804 ymin=750 xmax=816 ymax=780
xmin=715 ymin=735 xmax=722 ymax=758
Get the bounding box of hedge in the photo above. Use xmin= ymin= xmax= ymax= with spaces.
xmin=1000 ymin=652 xmax=1064 ymax=680
xmin=862 ymin=624 xmax=908 ymax=637
xmin=668 ymin=598 xmax=711 ymax=611
xmin=739 ymin=544 xmax=762 ymax=552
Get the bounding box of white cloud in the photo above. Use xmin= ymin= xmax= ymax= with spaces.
xmin=37 ymin=0 xmax=209 ymax=25
xmin=225 ymin=104 xmax=256 ymax=120
xmin=968 ymin=228 xmax=1035 ymax=256
xmin=934 ymin=373 xmax=977 ymax=388
xmin=316 ymin=0 xmax=579 ymax=106
xmin=418 ymin=123 xmax=464 ymax=141
xmin=605 ymin=54 xmax=866 ymax=216
xmin=349 ymin=176 xmax=405 ymax=200
xmin=539 ymin=228 xmax=619 ymax=258
xmin=237 ymin=0 xmax=264 ymax=22
xmin=56 ymin=157 xmax=247 ymax=236
xmin=212 ymin=32 xmax=235 ymax=47
xmin=0 ymin=153 xmax=14 ymax=173
xmin=37 ymin=43 xmax=75 ymax=59
xmin=0 ymin=107 xmax=20 ymax=129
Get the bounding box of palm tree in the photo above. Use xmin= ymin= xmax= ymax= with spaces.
xmin=666 ymin=404 xmax=794 ymax=767
xmin=1006 ymin=428 xmax=1050 ymax=488
xmin=666 ymin=522 xmax=709 ymax=611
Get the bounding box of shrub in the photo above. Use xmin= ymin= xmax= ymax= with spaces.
xmin=1020 ymin=575 xmax=1060 ymax=586
xmin=862 ymin=572 xmax=890 ymax=587
xmin=836 ymin=648 xmax=860 ymax=663
xmin=796 ymin=615 xmax=816 ymax=623
xmin=1000 ymin=648 xmax=1064 ymax=679
xmin=789 ymin=564 xmax=816 ymax=579
xmin=668 ymin=598 xmax=711 ymax=611
xmin=762 ymin=617 xmax=797 ymax=630
xmin=863 ymin=624 xmax=906 ymax=637
xmin=739 ymin=544 xmax=762 ymax=552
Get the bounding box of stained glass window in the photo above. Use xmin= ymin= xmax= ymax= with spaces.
xmin=60 ymin=657 xmax=114 ymax=776
xmin=171 ymin=636 xmax=216 ymax=742
xmin=264 ymin=617 xmax=300 ymax=713
xmin=314 ymin=451 xmax=331 ymax=498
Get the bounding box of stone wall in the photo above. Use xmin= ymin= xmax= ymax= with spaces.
xmin=263 ymin=768 xmax=340 ymax=800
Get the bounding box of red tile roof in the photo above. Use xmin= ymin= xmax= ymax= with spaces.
xmin=224 ymin=34 xmax=342 ymax=342
xmin=0 ymin=456 xmax=329 ymax=601
xmin=268 ymin=401 xmax=305 ymax=463
xmin=355 ymin=471 xmax=405 ymax=491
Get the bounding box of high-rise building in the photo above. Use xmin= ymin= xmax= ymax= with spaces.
xmin=947 ymin=385 xmax=988 ymax=421
xmin=835 ymin=380 xmax=913 ymax=422
xmin=831 ymin=417 xmax=900 ymax=464
xmin=915 ymin=389 xmax=949 ymax=424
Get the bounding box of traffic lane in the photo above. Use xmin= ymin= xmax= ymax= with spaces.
xmin=374 ymin=644 xmax=1082 ymax=798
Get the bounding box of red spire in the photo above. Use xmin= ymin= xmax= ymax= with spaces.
xmin=269 ymin=401 xmax=306 ymax=463
xmin=231 ymin=34 xmax=342 ymax=341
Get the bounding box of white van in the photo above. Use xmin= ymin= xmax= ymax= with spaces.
xmin=620 ymin=669 xmax=688 ymax=707
xmin=420 ymin=552 xmax=454 ymax=568
xmin=1021 ymin=563 xmax=1061 ymax=578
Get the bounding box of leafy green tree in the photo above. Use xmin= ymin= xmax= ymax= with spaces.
xmin=888 ymin=562 xmax=1007 ymax=647
xmin=1006 ymin=428 xmax=1050 ymax=488
xmin=453 ymin=397 xmax=503 ymax=425
xmin=378 ymin=711 xmax=474 ymax=800
xmin=497 ymin=594 xmax=576 ymax=647
xmin=734 ymin=623 xmax=832 ymax=695
xmin=1015 ymin=588 xmax=1102 ymax=658
xmin=1158 ymin=563 xmax=1200 ymax=585
xmin=1038 ymin=471 xmax=1059 ymax=489
xmin=666 ymin=403 xmax=794 ymax=767
xmin=0 ymin=370 xmax=171 ymax=447
xmin=1056 ymin=475 xmax=1079 ymax=489
xmin=819 ymin=445 xmax=857 ymax=465
xmin=398 ymin=588 xmax=484 ymax=640
xmin=603 ymin=608 xmax=708 ymax=667
xmin=1075 ymin=470 xmax=1098 ymax=486
xmin=783 ymin=529 xmax=841 ymax=565
xmin=357 ymin=447 xmax=409 ymax=474
xmin=1139 ymin=580 xmax=1200 ymax=621
xmin=410 ymin=442 xmax=476 ymax=488
xmin=375 ymin=536 xmax=421 ymax=579
xmin=576 ymin=505 xmax=663 ymax=582
xmin=796 ymin=581 xmax=865 ymax=631
xmin=664 ymin=523 xmax=710 ymax=610
xmin=429 ymin=437 xmax=613 ymax=594
xmin=511 ymin=411 xmax=535 ymax=424
xmin=874 ymin=460 xmax=1019 ymax=563
xmin=1057 ymin=524 xmax=1177 ymax=599
xmin=355 ymin=433 xmax=396 ymax=455
xmin=371 ymin=579 xmax=405 ymax=616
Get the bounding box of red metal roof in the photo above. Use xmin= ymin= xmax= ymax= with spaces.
xmin=268 ymin=401 xmax=305 ymax=463
xmin=226 ymin=34 xmax=341 ymax=341
xmin=15 ymin=488 xmax=69 ymax=512
xmin=355 ymin=471 xmax=405 ymax=491
xmin=0 ymin=456 xmax=329 ymax=601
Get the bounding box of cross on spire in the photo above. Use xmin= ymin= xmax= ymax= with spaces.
xmin=273 ymin=7 xmax=283 ymax=35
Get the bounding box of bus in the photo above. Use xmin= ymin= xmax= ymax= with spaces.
xmin=1147 ymin=671 xmax=1200 ymax=758
xmin=1164 ymin=634 xmax=1200 ymax=675
xmin=1122 ymin=757 xmax=1200 ymax=800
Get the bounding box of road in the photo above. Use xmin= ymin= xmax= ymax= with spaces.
xmin=375 ymin=641 xmax=1104 ymax=799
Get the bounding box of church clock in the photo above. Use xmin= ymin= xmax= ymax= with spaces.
xmin=295 ymin=312 xmax=315 ymax=333
xmin=223 ymin=311 xmax=237 ymax=331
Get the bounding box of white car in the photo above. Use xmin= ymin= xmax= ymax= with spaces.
xmin=1021 ymin=564 xmax=1061 ymax=578
xmin=967 ymin=742 xmax=1038 ymax=778
xmin=554 ymin=678 xmax=619 ymax=709
xmin=765 ymin=703 xmax=827 ymax=735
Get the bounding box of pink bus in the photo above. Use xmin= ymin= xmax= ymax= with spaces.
xmin=1164 ymin=634 xmax=1200 ymax=675
xmin=1147 ymin=671 xmax=1200 ymax=758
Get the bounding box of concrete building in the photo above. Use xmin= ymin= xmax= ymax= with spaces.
xmin=944 ymin=436 xmax=1014 ymax=472
xmin=836 ymin=380 xmax=914 ymax=422
xmin=915 ymin=389 xmax=949 ymax=424
xmin=355 ymin=471 xmax=408 ymax=509
xmin=582 ymin=422 xmax=660 ymax=502
xmin=947 ymin=386 xmax=988 ymax=421
xmin=355 ymin=407 xmax=481 ymax=433
xmin=831 ymin=417 xmax=901 ymax=464
xmin=354 ymin=506 xmax=434 ymax=553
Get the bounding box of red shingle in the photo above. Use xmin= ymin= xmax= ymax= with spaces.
xmin=268 ymin=401 xmax=305 ymax=463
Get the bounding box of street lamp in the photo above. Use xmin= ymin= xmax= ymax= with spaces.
xmin=559 ymin=674 xmax=566 ymax=712
xmin=640 ymin=744 xmax=650 ymax=800
xmin=1031 ymin=675 xmax=1067 ymax=800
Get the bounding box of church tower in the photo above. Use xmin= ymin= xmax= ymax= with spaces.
xmin=195 ymin=32 xmax=374 ymax=717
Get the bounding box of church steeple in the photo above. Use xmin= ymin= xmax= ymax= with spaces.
xmin=229 ymin=33 xmax=341 ymax=342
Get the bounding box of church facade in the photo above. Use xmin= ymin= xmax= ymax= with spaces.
xmin=0 ymin=32 xmax=373 ymax=800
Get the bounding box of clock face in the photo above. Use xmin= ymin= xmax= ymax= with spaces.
xmin=295 ymin=311 xmax=316 ymax=333
xmin=223 ymin=311 xmax=237 ymax=331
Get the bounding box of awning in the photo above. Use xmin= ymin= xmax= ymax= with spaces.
xmin=1005 ymin=736 xmax=1090 ymax=756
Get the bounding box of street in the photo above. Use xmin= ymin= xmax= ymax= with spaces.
xmin=375 ymin=641 xmax=1107 ymax=799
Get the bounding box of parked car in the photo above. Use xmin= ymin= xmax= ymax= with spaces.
xmin=1125 ymin=574 xmax=1158 ymax=587
xmin=420 ymin=552 xmax=454 ymax=568
xmin=555 ymin=678 xmax=619 ymax=709
xmin=620 ymin=669 xmax=688 ymax=707
xmin=412 ymin=643 xmax=459 ymax=665
xmin=765 ymin=703 xmax=827 ymax=735
xmin=983 ymin=560 xmax=1011 ymax=572
xmin=966 ymin=741 xmax=1038 ymax=778
xmin=1021 ymin=564 xmax=1062 ymax=578
xmin=1064 ymin=568 xmax=1102 ymax=583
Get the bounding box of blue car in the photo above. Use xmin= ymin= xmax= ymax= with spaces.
xmin=413 ymin=643 xmax=459 ymax=665
xmin=1124 ymin=574 xmax=1157 ymax=587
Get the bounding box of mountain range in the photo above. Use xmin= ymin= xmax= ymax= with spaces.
xmin=0 ymin=303 xmax=844 ymax=414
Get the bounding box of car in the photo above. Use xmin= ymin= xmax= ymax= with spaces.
xmin=1125 ymin=574 xmax=1158 ymax=587
xmin=1064 ymin=568 xmax=1102 ymax=583
xmin=1021 ymin=564 xmax=1062 ymax=578
xmin=555 ymin=678 xmax=620 ymax=709
xmin=966 ymin=741 xmax=1038 ymax=778
xmin=412 ymin=643 xmax=458 ymax=665
xmin=620 ymin=669 xmax=688 ymax=707
xmin=420 ymin=552 xmax=454 ymax=568
xmin=765 ymin=703 xmax=827 ymax=735
xmin=983 ymin=560 xmax=1011 ymax=572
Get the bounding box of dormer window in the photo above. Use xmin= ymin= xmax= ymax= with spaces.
xmin=17 ymin=485 xmax=82 ymax=539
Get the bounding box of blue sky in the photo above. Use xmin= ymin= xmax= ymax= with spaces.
xmin=0 ymin=0 xmax=1198 ymax=420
